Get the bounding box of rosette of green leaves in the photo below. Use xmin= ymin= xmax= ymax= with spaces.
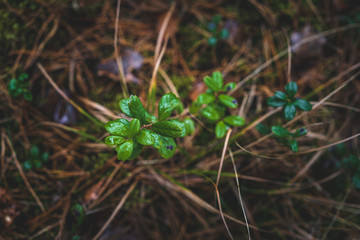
xmin=23 ymin=145 xmax=49 ymax=170
xmin=267 ymin=81 xmax=312 ymax=120
xmin=105 ymin=94 xmax=194 ymax=161
xmin=190 ymin=71 xmax=244 ymax=138
xmin=7 ymin=73 xmax=33 ymax=101
xmin=271 ymin=126 xmax=308 ymax=152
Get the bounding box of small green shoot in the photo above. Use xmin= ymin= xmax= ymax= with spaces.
xmin=23 ymin=145 xmax=49 ymax=170
xmin=7 ymin=73 xmax=33 ymax=101
xmin=207 ymin=15 xmax=229 ymax=46
xmin=267 ymin=81 xmax=312 ymax=120
xmin=190 ymin=71 xmax=245 ymax=138
xmin=105 ymin=94 xmax=194 ymax=161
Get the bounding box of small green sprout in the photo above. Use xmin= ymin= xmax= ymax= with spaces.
xmin=271 ymin=126 xmax=308 ymax=152
xmin=190 ymin=71 xmax=245 ymax=138
xmin=7 ymin=73 xmax=33 ymax=101
xmin=267 ymin=81 xmax=312 ymax=120
xmin=207 ymin=15 xmax=229 ymax=46
xmin=23 ymin=145 xmax=49 ymax=170
xmin=105 ymin=94 xmax=194 ymax=161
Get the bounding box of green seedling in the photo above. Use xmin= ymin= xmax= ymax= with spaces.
xmin=267 ymin=81 xmax=312 ymax=120
xmin=7 ymin=73 xmax=33 ymax=101
xmin=105 ymin=94 xmax=194 ymax=161
xmin=271 ymin=125 xmax=308 ymax=152
xmin=207 ymin=15 xmax=229 ymax=46
xmin=190 ymin=71 xmax=245 ymax=138
xmin=23 ymin=145 xmax=49 ymax=170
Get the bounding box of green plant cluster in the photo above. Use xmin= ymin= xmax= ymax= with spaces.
xmin=23 ymin=145 xmax=49 ymax=170
xmin=261 ymin=81 xmax=313 ymax=152
xmin=7 ymin=73 xmax=33 ymax=101
xmin=105 ymin=94 xmax=194 ymax=161
xmin=267 ymin=81 xmax=312 ymax=120
xmin=190 ymin=71 xmax=245 ymax=138
xmin=207 ymin=15 xmax=229 ymax=46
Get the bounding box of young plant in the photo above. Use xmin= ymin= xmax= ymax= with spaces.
xmin=105 ymin=94 xmax=194 ymax=161
xmin=190 ymin=71 xmax=245 ymax=138
xmin=207 ymin=15 xmax=229 ymax=46
xmin=267 ymin=81 xmax=312 ymax=120
xmin=271 ymin=126 xmax=308 ymax=152
xmin=7 ymin=72 xmax=33 ymax=101
xmin=23 ymin=145 xmax=49 ymax=170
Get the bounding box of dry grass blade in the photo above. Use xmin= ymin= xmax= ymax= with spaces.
xmin=114 ymin=0 xmax=129 ymax=98
xmin=229 ymin=150 xmax=251 ymax=240
xmin=148 ymin=2 xmax=176 ymax=105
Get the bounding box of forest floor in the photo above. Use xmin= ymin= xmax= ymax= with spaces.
xmin=1 ymin=0 xmax=360 ymax=239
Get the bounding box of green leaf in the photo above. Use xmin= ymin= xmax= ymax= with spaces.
xmin=289 ymin=139 xmax=299 ymax=152
xmin=285 ymin=82 xmax=298 ymax=98
xmin=105 ymin=135 xmax=125 ymax=145
xmin=129 ymin=141 xmax=143 ymax=159
xmin=223 ymin=82 xmax=236 ymax=91
xmin=208 ymin=37 xmax=217 ymax=46
xmin=145 ymin=111 xmax=157 ymax=123
xmin=42 ymin=152 xmax=49 ymax=162
xmin=105 ymin=120 xmax=129 ymax=136
xmin=30 ymin=146 xmax=39 ymax=157
xmin=8 ymin=78 xmax=18 ymax=91
xmin=215 ymin=121 xmax=227 ymax=138
xmin=152 ymin=121 xmax=183 ymax=138
xmin=119 ymin=98 xmax=133 ymax=117
xmin=294 ymin=99 xmax=312 ymax=111
xmin=219 ymin=94 xmax=238 ymax=108
xmin=23 ymin=160 xmax=32 ymax=170
xmin=256 ymin=123 xmax=270 ymax=135
xmin=212 ymin=71 xmax=223 ymax=89
xmin=284 ymin=103 xmax=296 ymax=120
xmin=135 ymin=129 xmax=155 ymax=145
xmin=220 ymin=29 xmax=229 ymax=39
xmin=128 ymin=95 xmax=146 ymax=123
xmin=158 ymin=93 xmax=181 ymax=120
xmin=184 ymin=117 xmax=195 ymax=135
xmin=274 ymin=91 xmax=288 ymax=100
xmin=201 ymin=105 xmax=220 ymax=121
xmin=169 ymin=120 xmax=186 ymax=137
xmin=158 ymin=136 xmax=176 ymax=158
xmin=23 ymin=91 xmax=33 ymax=101
xmin=189 ymin=101 xmax=202 ymax=114
xmin=197 ymin=93 xmax=215 ymax=105
xmin=150 ymin=132 xmax=163 ymax=149
xmin=116 ymin=140 xmax=134 ymax=161
xmin=271 ymin=126 xmax=290 ymax=138
xmin=224 ymin=116 xmax=245 ymax=127
xmin=293 ymin=128 xmax=308 ymax=138
xmin=128 ymin=118 xmax=140 ymax=137
xmin=203 ymin=71 xmax=223 ymax=92
xmin=267 ymin=96 xmax=286 ymax=107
